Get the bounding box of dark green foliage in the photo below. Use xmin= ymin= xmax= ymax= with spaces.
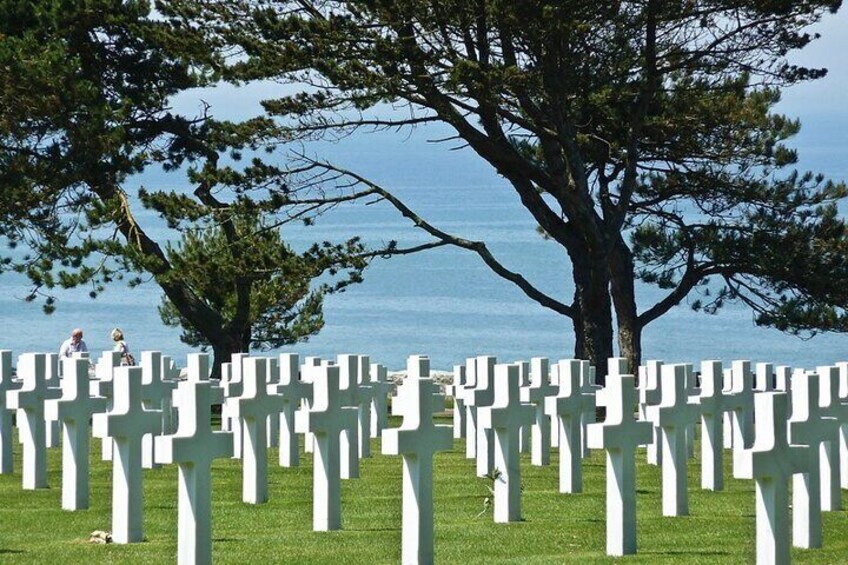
xmin=157 ymin=206 xmax=365 ymax=352
xmin=164 ymin=0 xmax=848 ymax=369
xmin=0 ymin=0 xmax=369 ymax=371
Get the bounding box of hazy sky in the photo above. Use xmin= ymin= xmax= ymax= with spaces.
xmin=778 ymin=7 xmax=848 ymax=118
xmin=177 ymin=7 xmax=848 ymax=127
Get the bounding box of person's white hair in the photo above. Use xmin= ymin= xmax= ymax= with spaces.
xmin=111 ymin=328 xmax=124 ymax=342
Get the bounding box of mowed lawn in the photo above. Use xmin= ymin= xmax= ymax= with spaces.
xmin=1 ymin=415 xmax=847 ymax=564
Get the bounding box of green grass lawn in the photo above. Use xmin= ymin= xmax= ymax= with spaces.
xmin=1 ymin=416 xmax=846 ymax=564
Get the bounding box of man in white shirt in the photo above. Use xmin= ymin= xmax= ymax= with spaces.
xmin=59 ymin=328 xmax=88 ymax=358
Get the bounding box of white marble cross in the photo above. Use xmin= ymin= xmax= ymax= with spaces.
xmin=300 ymin=356 xmax=324 ymax=454
xmin=683 ymin=364 xmax=698 ymax=459
xmin=579 ymin=361 xmax=601 ymax=458
xmin=462 ymin=356 xmax=479 ymax=459
xmin=521 ymin=357 xmax=556 ymax=466
xmin=140 ymin=351 xmax=178 ymax=469
xmin=638 ymin=360 xmax=663 ymax=466
xmin=45 ymin=357 xmax=107 ymax=510
xmin=265 ymin=357 xmax=281 ymax=450
xmin=274 ymin=353 xmax=311 ymax=467
xmin=695 ymin=360 xmax=733 ymax=491
xmin=788 ymin=371 xmax=838 ymax=549
xmin=775 ymin=365 xmax=792 ymax=393
xmin=92 ymin=350 xmax=123 ymax=462
xmin=44 ymin=353 xmax=61 ymax=448
xmin=233 ymin=356 xmax=279 ymax=504
xmin=546 ymin=359 xmax=595 ymax=493
xmin=92 ymin=365 xmax=163 ymax=543
xmin=356 ymin=355 xmax=373 ymax=458
xmin=0 ymin=350 xmax=18 ymax=474
xmin=816 ymin=364 xmax=845 ymax=512
xmin=337 ymin=354 xmax=362 ymax=479
xmin=470 ymin=356 xmax=497 ymax=477
xmin=646 ymin=364 xmax=700 ymax=516
xmin=728 ymin=360 xmax=755 ymax=475
xmin=516 ymin=362 xmax=531 ymax=454
xmin=588 ymin=373 xmax=653 ymax=556
xmin=445 ymin=364 xmax=466 ymax=441
xmin=296 ymin=363 xmax=358 ymax=531
xmin=735 ymin=392 xmax=809 ymax=565
xmin=478 ymin=363 xmax=534 ymax=523
xmin=221 ymin=353 xmax=248 ymax=459
xmin=155 ymin=353 xmax=233 ymax=565
xmin=755 ymin=363 xmax=775 ymax=392
xmin=549 ymin=362 xmax=560 ymax=449
xmin=7 ymin=353 xmax=60 ymax=489
xmin=383 ymin=355 xmax=452 ymax=565
xmin=369 ymin=363 xmax=392 ymax=439
xmin=837 ymin=362 xmax=848 ymax=490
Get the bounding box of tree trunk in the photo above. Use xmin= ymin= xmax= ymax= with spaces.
xmin=610 ymin=236 xmax=642 ymax=375
xmin=210 ymin=331 xmax=249 ymax=381
xmin=570 ymin=247 xmax=614 ymax=385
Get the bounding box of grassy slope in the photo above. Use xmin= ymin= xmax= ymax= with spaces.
xmin=0 ymin=417 xmax=846 ymax=564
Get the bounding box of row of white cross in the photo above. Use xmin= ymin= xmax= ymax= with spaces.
xmin=1 ymin=350 xmax=847 ymax=565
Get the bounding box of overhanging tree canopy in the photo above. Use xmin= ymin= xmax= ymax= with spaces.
xmin=0 ymin=0 xmax=367 ymax=375
xmin=169 ymin=0 xmax=848 ymax=377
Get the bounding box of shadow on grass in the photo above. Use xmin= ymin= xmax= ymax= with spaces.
xmin=0 ymin=549 xmax=24 ymax=554
xmin=642 ymin=549 xmax=733 ymax=556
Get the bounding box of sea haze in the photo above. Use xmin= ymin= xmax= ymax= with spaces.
xmin=1 ymin=117 xmax=845 ymax=371
xmin=3 ymin=6 xmax=847 ymax=370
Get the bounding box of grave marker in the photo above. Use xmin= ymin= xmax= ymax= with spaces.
xmin=301 ymin=356 xmax=323 ymax=454
xmin=588 ymin=373 xmax=653 ymax=556
xmin=337 ymin=354 xmax=362 ymax=479
xmin=92 ymin=350 xmax=122 ymax=462
xmin=521 ymin=357 xmax=556 ymax=466
xmin=579 ymin=361 xmax=600 ymax=458
xmin=478 ymin=363 xmax=534 ymax=522
xmin=516 ymin=362 xmax=531 ymax=454
xmin=735 ymin=392 xmax=809 ymax=565
xmin=92 ymin=366 xmax=163 ymax=543
xmin=638 ymin=360 xmax=663 ymax=466
xmin=463 ymin=356 xmax=479 ymax=458
xmin=0 ymin=350 xmax=18 ymax=473
xmin=156 ymin=353 xmax=234 ymax=565
xmin=816 ymin=364 xmax=845 ymax=511
xmin=274 ymin=353 xmax=311 ymax=467
xmin=370 ymin=363 xmax=392 ymax=439
xmin=683 ymin=364 xmax=698 ymax=459
xmin=356 ymin=355 xmax=374 ymax=458
xmin=545 ymin=359 xmax=594 ymax=493
xmin=45 ymin=357 xmax=107 ymax=510
xmin=44 ymin=353 xmax=61 ymax=448
xmin=7 ymin=353 xmax=60 ymax=489
xmin=445 ymin=364 xmax=466 ymax=440
xmin=837 ymin=362 xmax=848 ymax=490
xmin=471 ymin=356 xmax=497 ymax=477
xmin=788 ymin=371 xmax=838 ymax=549
xmin=233 ymin=357 xmax=278 ymax=504
xmin=296 ymin=364 xmax=358 ymax=531
xmin=383 ymin=355 xmax=452 ymax=565
xmin=646 ymin=364 xmax=699 ymax=516
xmin=695 ymin=360 xmax=733 ymax=491
xmin=728 ymin=360 xmax=755 ymax=475
xmin=756 ymin=363 xmax=775 ymax=392
xmin=222 ymin=353 xmax=249 ymax=459
xmin=140 ymin=351 xmax=178 ymax=469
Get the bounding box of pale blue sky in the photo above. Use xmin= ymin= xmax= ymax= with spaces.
xmin=175 ymin=7 xmax=848 ymax=127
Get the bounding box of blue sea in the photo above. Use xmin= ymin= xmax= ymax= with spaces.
xmin=1 ymin=107 xmax=846 ymax=372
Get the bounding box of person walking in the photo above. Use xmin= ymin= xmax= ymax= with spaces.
xmin=59 ymin=328 xmax=88 ymax=358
